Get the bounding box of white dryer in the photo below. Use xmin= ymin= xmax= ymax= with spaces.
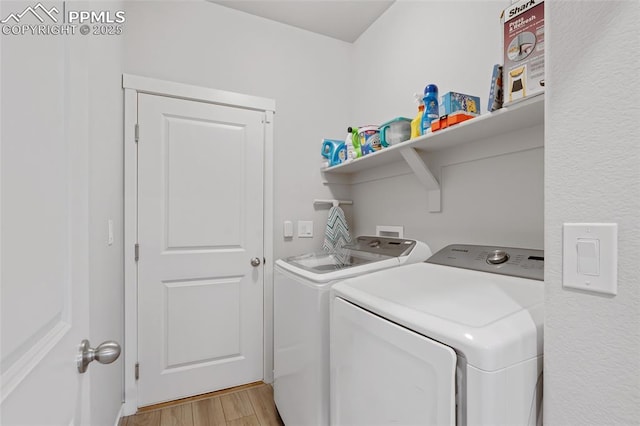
xmin=274 ymin=236 xmax=432 ymax=426
xmin=330 ymin=244 xmax=544 ymax=426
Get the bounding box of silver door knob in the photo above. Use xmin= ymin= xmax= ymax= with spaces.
xmin=250 ymin=257 xmax=261 ymax=267
xmin=78 ymin=339 xmax=121 ymax=373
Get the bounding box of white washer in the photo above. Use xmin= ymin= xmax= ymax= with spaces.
xmin=330 ymin=244 xmax=544 ymax=426
xmin=274 ymin=236 xmax=432 ymax=426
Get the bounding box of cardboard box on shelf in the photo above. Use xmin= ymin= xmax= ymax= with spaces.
xmin=503 ymin=0 xmax=544 ymax=105
xmin=440 ymin=92 xmax=481 ymax=116
xmin=487 ymin=64 xmax=504 ymax=112
xmin=430 ymin=112 xmax=476 ymax=132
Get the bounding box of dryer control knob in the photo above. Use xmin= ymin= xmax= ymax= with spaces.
xmin=487 ymin=249 xmax=510 ymax=264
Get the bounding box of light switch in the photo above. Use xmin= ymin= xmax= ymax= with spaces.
xmin=108 ymin=219 xmax=114 ymax=246
xmin=298 ymin=221 xmax=313 ymax=238
xmin=576 ymin=238 xmax=599 ymax=276
xmin=563 ymin=223 xmax=617 ymax=296
xmin=283 ymin=221 xmax=293 ymax=239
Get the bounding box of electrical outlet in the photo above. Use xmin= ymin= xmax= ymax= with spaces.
xmin=298 ymin=221 xmax=313 ymax=238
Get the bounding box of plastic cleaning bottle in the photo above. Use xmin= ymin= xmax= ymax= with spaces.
xmin=345 ymin=127 xmax=355 ymax=161
xmin=321 ymin=139 xmax=347 ymax=167
xmin=410 ymin=93 xmax=425 ymax=139
xmin=349 ymin=127 xmax=362 ymax=158
xmin=421 ymin=84 xmax=439 ymax=135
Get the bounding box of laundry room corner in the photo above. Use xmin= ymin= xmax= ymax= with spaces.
xmin=345 ymin=0 xmax=544 ymax=253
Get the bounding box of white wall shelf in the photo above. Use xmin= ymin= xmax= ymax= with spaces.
xmin=321 ymin=94 xmax=544 ymax=211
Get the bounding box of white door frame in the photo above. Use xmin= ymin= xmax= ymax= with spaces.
xmin=122 ymin=74 xmax=275 ymax=415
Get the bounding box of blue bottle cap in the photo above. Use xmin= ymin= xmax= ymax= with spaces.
xmin=424 ymin=84 xmax=438 ymax=95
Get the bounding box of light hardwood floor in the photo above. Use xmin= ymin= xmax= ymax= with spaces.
xmin=121 ymin=383 xmax=284 ymax=426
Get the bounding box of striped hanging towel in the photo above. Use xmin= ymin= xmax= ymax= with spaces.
xmin=322 ymin=206 xmax=352 ymax=259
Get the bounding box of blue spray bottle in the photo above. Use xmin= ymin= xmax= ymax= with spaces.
xmin=420 ymin=84 xmax=439 ymax=134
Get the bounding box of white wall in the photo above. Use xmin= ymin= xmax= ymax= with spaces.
xmin=122 ymin=1 xmax=354 ymax=260
xmin=351 ymin=1 xmax=504 ymax=125
xmin=348 ymin=1 xmax=544 ymax=252
xmin=545 ymin=1 xmax=640 ymax=424
xmin=87 ymin=3 xmax=125 ymax=424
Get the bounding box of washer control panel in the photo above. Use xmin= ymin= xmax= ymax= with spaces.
xmin=346 ymin=236 xmax=417 ymax=257
xmin=426 ymin=244 xmax=544 ymax=281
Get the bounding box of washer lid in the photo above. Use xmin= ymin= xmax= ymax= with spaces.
xmin=276 ymin=236 xmax=432 ymax=283
xmin=276 ymin=254 xmax=401 ymax=283
xmin=332 ymin=262 xmax=544 ymax=371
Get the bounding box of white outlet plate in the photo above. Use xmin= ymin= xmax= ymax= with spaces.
xmin=563 ymin=223 xmax=617 ymax=296
xmin=283 ymin=220 xmax=293 ymax=238
xmin=298 ymin=221 xmax=313 ymax=238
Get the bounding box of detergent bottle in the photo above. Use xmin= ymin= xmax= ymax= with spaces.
xmin=410 ymin=93 xmax=425 ymax=139
xmin=358 ymin=126 xmax=380 ymax=155
xmin=421 ymin=84 xmax=439 ymax=135
xmin=321 ymin=139 xmax=347 ymax=167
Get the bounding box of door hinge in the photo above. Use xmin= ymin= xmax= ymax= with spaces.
xmin=134 ymin=243 xmax=139 ymax=262
xmin=134 ymin=123 xmax=139 ymax=143
xmin=262 ymin=111 xmax=273 ymax=124
xmin=135 ymin=362 xmax=139 ymax=380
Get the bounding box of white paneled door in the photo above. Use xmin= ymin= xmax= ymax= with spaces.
xmin=137 ymin=93 xmax=265 ymax=406
xmin=1 ymin=33 xmax=91 ymax=424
